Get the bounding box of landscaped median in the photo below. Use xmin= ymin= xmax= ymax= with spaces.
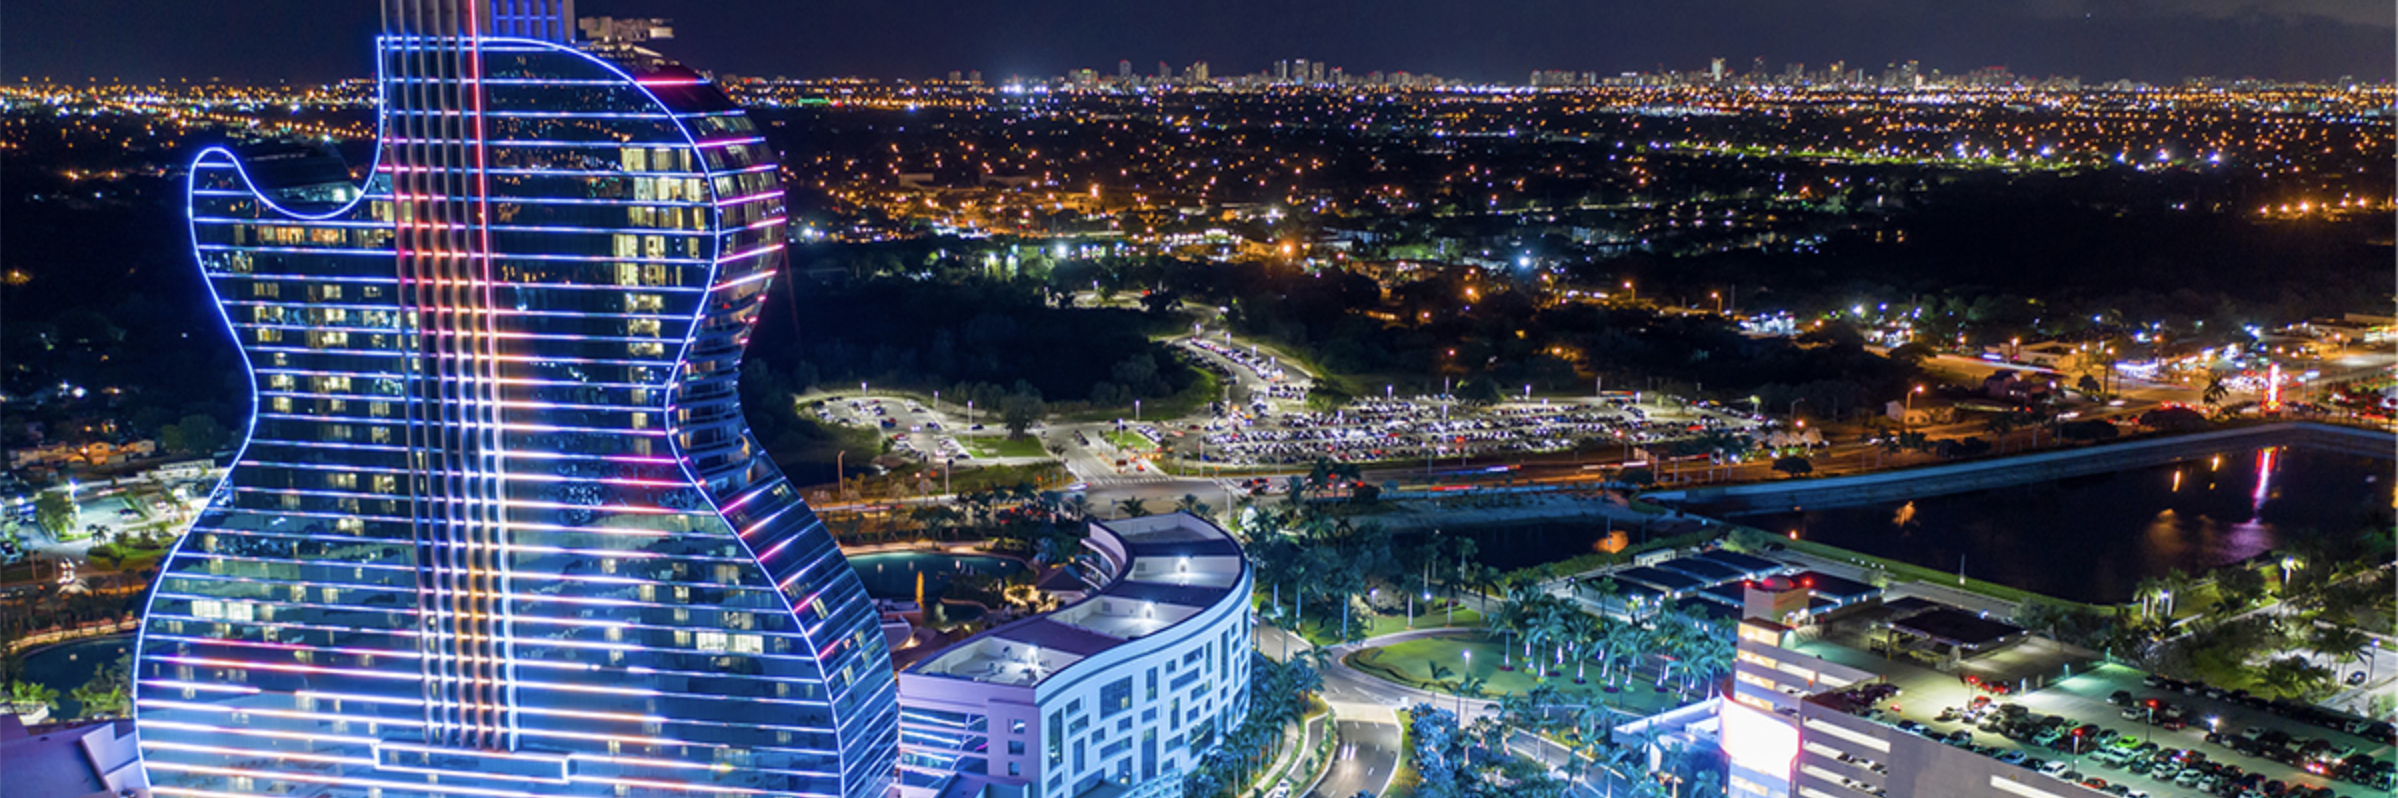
xmin=1239 ymin=700 xmax=1334 ymax=798
xmin=1265 ymin=600 xmax=1483 ymax=649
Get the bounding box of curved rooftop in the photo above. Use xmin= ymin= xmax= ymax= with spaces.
xmin=910 ymin=512 xmax=1247 ymax=687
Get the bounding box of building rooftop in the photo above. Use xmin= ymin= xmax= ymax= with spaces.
xmin=1890 ymin=607 xmax=2027 ymax=651
xmin=1691 ymin=548 xmax=1783 ymax=576
xmin=909 ymin=513 xmax=1245 ymax=687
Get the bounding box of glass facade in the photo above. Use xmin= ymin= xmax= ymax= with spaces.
xmin=134 ymin=33 xmax=900 ymax=798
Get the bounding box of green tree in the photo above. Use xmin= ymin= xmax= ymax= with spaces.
xmin=35 ymin=491 xmax=75 ymax=537
xmin=2307 ymin=626 xmax=2372 ymax=675
xmin=1000 ymin=393 xmax=1047 ymax=439
xmin=1426 ymin=661 xmax=1457 ymax=692
xmin=1114 ymin=497 xmax=1151 ymax=518
xmin=1617 ymin=467 xmax=1655 ymax=489
xmin=2215 ymin=566 xmax=2268 ymax=610
xmin=2201 ymin=376 xmax=2230 ymax=410
xmin=1304 ymin=384 xmax=1353 ymax=413
xmin=5 ymin=681 xmax=59 ymax=715
xmin=168 ymin=413 xmax=231 ymax=455
xmin=1770 ymin=456 xmax=1813 ymax=478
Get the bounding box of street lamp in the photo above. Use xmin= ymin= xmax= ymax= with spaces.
xmin=1710 ymin=291 xmax=1722 ymax=314
xmin=1459 ymin=651 xmax=1471 ymax=716
xmin=1905 ymin=385 xmax=1924 ymax=429
xmin=2280 ymin=557 xmax=2302 ymax=591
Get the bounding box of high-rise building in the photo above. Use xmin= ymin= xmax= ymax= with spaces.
xmin=1710 ymin=57 xmax=1727 ymax=82
xmin=134 ymin=2 xmax=901 ymax=796
xmin=1274 ymin=60 xmax=1290 ymax=82
xmin=896 ymin=514 xmax=1254 ymax=798
xmin=1190 ymin=61 xmax=1208 ymax=83
xmin=1119 ymin=59 xmax=1133 ymax=80
xmin=1294 ymin=58 xmax=1310 ymax=84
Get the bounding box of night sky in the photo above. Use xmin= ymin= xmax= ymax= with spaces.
xmin=4 ymin=0 xmax=2390 ymax=85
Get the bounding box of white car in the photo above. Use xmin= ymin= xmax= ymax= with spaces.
xmin=2038 ymin=760 xmax=2072 ymax=777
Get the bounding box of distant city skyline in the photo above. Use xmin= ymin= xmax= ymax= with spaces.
xmin=3 ymin=0 xmax=2389 ymax=86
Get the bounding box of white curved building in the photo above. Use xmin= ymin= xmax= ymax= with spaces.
xmin=896 ymin=513 xmax=1254 ymax=798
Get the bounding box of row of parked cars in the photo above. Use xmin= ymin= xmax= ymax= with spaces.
xmin=2143 ymin=673 xmax=2396 ymax=744
xmin=2134 ymin=673 xmax=2396 ymax=792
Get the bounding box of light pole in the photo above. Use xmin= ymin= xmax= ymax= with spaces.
xmin=1905 ymin=385 xmax=1923 ymax=430
xmin=1710 ymin=291 xmax=1722 ymax=314
xmin=2280 ymin=557 xmax=2302 ymax=592
xmin=1459 ymin=651 xmax=1471 ymax=716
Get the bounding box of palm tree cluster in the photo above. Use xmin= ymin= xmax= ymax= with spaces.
xmin=1491 ymin=588 xmax=1736 ymax=702
xmin=1243 ymin=511 xmax=1490 ymax=645
xmin=1179 ymin=654 xmax=1328 ymax=798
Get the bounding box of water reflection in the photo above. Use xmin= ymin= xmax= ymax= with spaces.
xmin=1748 ymin=447 xmax=2386 ymax=603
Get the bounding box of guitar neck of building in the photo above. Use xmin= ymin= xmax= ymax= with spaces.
xmin=382 ymin=0 xmax=576 ymax=42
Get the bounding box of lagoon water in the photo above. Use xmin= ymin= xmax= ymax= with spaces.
xmin=1748 ymin=447 xmax=2390 ymax=603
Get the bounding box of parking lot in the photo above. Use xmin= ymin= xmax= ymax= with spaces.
xmin=1800 ymin=633 xmax=2394 ymax=798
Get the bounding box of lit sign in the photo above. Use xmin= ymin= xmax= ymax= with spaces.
xmin=1721 ymin=700 xmax=1800 ymax=779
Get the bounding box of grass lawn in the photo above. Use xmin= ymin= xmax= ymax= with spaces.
xmin=1746 ymin=533 xmax=2111 ymax=612
xmin=1272 ymin=601 xmax=1484 ymax=647
xmin=959 ymin=436 xmax=1051 ymax=459
xmin=1349 ymin=633 xmax=1703 ymax=717
xmin=1102 ymin=431 xmax=1161 ymax=452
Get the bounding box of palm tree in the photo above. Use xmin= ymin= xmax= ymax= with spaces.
xmin=1457 ymin=673 xmax=1488 ymax=702
xmin=1982 ymin=412 xmax=2022 ymax=452
xmin=1613 ymin=624 xmax=1655 ymax=692
xmin=68 ymin=681 xmax=128 ymax=720
xmin=5 ymin=681 xmax=59 ymax=715
xmin=1114 ymin=497 xmax=1150 ymax=518
xmin=1427 ymin=661 xmax=1457 ymax=693
xmin=1566 ymin=613 xmax=1603 ymax=683
xmin=2133 ymin=575 xmax=2167 ymax=618
xmin=1173 ymin=494 xmax=1208 ymax=517
xmin=2160 ymin=568 xmax=2196 ymax=617
xmin=1062 ymin=493 xmax=1093 ymax=521
xmin=2202 ymin=376 xmax=2230 ymax=410
xmin=2308 ymin=626 xmax=2372 ymax=675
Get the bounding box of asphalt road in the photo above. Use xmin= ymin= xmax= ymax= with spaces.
xmin=1309 ymin=720 xmax=1401 ymax=798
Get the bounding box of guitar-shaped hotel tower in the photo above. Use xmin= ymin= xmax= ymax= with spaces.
xmin=133 ymin=2 xmax=902 ymax=795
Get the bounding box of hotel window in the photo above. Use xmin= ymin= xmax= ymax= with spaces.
xmin=373 ymin=475 xmax=397 ymax=494
xmin=1100 ymin=677 xmax=1133 ymax=717
xmin=254 ymin=281 xmax=280 ymax=298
